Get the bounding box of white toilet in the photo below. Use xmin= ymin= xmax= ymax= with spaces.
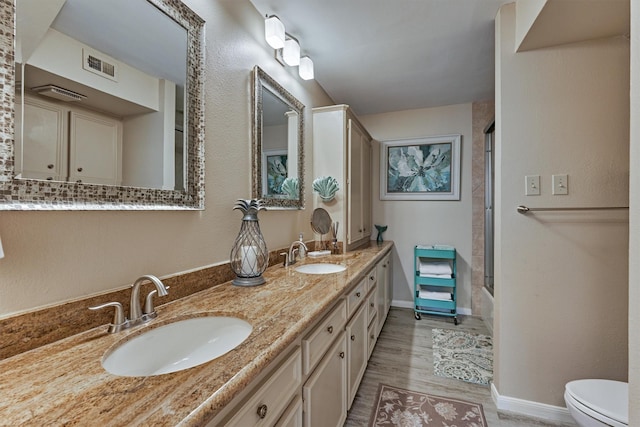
xmin=564 ymin=379 xmax=628 ymax=427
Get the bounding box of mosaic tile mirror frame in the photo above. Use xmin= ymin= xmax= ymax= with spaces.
xmin=0 ymin=0 xmax=205 ymax=210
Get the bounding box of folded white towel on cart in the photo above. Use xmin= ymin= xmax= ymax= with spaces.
xmin=418 ymin=290 xmax=452 ymax=301
xmin=418 ymin=260 xmax=452 ymax=275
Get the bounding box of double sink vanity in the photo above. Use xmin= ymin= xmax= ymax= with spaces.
xmin=0 ymin=241 xmax=393 ymax=426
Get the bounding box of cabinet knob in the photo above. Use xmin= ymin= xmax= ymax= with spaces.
xmin=351 ymin=335 xmax=356 ymax=341
xmin=370 ymin=334 xmax=375 ymax=340
xmin=359 ymin=228 xmax=363 ymax=233
xmin=356 ymin=292 xmax=361 ymax=298
xmin=327 ymin=325 xmax=333 ymax=334
xmin=47 ymin=164 xmax=54 ymax=169
xmin=370 ymin=302 xmax=375 ymax=308
xmin=77 ymin=167 xmax=83 ymax=172
xmin=370 ymin=275 xmax=374 ymax=280
xmin=76 ymin=180 xmax=83 ymax=184
xmin=257 ymin=404 xmax=268 ymax=419
xmin=339 ymin=351 xmax=345 ymax=359
xmin=46 ymin=177 xmax=53 ymax=181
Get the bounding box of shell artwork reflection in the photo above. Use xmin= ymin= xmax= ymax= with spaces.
xmin=312 ymin=176 xmax=339 ymax=201
xmin=281 ymin=177 xmax=299 ymax=200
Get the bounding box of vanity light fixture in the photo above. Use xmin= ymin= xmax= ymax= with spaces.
xmin=299 ymin=56 xmax=314 ymax=80
xmin=264 ymin=15 xmax=314 ymax=80
xmin=264 ymin=15 xmax=285 ymax=49
xmin=282 ymin=35 xmax=300 ymax=66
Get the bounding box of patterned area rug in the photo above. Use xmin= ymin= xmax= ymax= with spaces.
xmin=369 ymin=383 xmax=488 ymax=427
xmin=432 ymin=328 xmax=493 ymax=385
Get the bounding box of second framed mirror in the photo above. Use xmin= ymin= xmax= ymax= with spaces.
xmin=251 ymin=66 xmax=304 ymax=209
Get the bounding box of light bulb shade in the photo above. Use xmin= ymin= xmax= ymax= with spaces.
xmin=265 ymin=16 xmax=285 ymax=49
xmin=283 ymin=37 xmax=300 ymax=66
xmin=299 ymin=56 xmax=314 ymax=80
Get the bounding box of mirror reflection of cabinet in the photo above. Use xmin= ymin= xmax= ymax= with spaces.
xmin=16 ymin=95 xmax=122 ymax=185
xmin=312 ymin=105 xmax=372 ymax=251
xmin=2 ymin=0 xmax=206 ymax=209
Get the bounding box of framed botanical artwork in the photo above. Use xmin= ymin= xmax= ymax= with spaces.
xmin=380 ymin=134 xmax=461 ymax=201
xmin=261 ymin=149 xmax=288 ymax=197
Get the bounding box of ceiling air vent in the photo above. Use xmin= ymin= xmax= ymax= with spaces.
xmin=31 ymin=85 xmax=86 ymax=102
xmin=83 ymin=48 xmax=118 ymax=81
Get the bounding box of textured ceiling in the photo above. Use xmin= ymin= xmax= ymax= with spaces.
xmin=249 ymin=0 xmax=510 ymax=116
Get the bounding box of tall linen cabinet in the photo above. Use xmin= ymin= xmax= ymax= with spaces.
xmin=312 ymin=105 xmax=373 ymax=251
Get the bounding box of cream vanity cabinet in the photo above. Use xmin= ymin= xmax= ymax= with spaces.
xmin=16 ymin=95 xmax=122 ymax=185
xmin=208 ymin=255 xmax=392 ymax=427
xmin=312 ymin=105 xmax=373 ymax=250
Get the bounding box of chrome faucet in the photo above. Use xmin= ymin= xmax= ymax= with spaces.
xmin=283 ymin=240 xmax=308 ymax=267
xmin=89 ymin=274 xmax=169 ymax=333
xmin=130 ymin=275 xmax=169 ymax=322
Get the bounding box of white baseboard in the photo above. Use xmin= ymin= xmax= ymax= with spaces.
xmin=391 ymin=299 xmax=472 ymax=316
xmin=491 ymin=383 xmax=575 ymax=424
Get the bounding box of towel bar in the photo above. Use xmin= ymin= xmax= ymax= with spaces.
xmin=516 ymin=205 xmax=629 ymax=214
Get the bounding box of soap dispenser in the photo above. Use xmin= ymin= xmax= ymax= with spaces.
xmin=298 ymin=233 xmax=306 ymax=259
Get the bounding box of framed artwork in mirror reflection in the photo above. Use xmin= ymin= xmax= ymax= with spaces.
xmin=262 ymin=149 xmax=288 ymax=197
xmin=380 ymin=134 xmax=461 ymax=201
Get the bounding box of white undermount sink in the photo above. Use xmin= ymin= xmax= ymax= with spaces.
xmin=294 ymin=263 xmax=347 ymax=274
xmin=102 ymin=316 xmax=252 ymax=377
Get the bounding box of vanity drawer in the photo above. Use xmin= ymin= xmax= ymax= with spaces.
xmin=367 ymin=289 xmax=377 ymax=326
xmin=302 ymin=300 xmax=347 ymax=375
xmin=347 ymin=279 xmax=366 ymax=319
xmin=224 ymin=347 xmax=302 ymax=427
xmin=365 ymin=268 xmax=377 ymax=293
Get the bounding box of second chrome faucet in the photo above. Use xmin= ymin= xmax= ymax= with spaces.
xmin=89 ymin=274 xmax=169 ymax=333
xmin=281 ymin=240 xmax=309 ymax=267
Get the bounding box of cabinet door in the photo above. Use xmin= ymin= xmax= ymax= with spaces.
xmin=347 ymin=304 xmax=368 ymax=408
xmin=16 ymin=96 xmax=66 ymax=181
xmin=361 ymin=137 xmax=372 ymax=239
xmin=347 ymin=119 xmax=363 ymax=244
xmin=69 ymin=111 xmax=122 ymax=185
xmin=376 ymin=254 xmax=392 ymax=334
xmin=303 ymin=333 xmax=347 ymax=427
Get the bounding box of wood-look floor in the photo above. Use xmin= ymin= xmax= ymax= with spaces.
xmin=344 ymin=307 xmax=577 ymax=427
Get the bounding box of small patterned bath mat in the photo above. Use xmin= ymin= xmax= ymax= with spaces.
xmin=432 ymin=328 xmax=493 ymax=385
xmin=369 ymin=383 xmax=487 ymax=427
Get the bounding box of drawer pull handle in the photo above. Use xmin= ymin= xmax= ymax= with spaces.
xmin=356 ymin=292 xmax=361 ymax=298
xmin=370 ymin=303 xmax=375 ymax=308
xmin=370 ymin=276 xmax=374 ymax=280
xmin=327 ymin=325 xmax=334 ymax=334
xmin=47 ymin=164 xmax=54 ymax=169
xmin=339 ymin=351 xmax=345 ymax=359
xmin=351 ymin=335 xmax=356 ymax=341
xmin=257 ymin=404 xmax=268 ymax=419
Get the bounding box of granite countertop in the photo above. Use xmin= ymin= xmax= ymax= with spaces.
xmin=0 ymin=241 xmax=393 ymax=426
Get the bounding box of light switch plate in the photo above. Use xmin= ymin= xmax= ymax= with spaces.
xmin=525 ymin=175 xmax=540 ymax=196
xmin=553 ymin=174 xmax=568 ymax=195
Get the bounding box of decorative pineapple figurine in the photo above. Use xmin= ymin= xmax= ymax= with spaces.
xmin=230 ymin=199 xmax=269 ymax=286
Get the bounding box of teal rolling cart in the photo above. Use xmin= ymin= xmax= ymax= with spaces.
xmin=413 ymin=245 xmax=457 ymax=324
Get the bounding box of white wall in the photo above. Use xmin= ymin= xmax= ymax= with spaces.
xmin=495 ymin=2 xmax=629 ymax=408
xmin=359 ymin=103 xmax=473 ymax=312
xmin=629 ymin=0 xmax=639 ymax=423
xmin=0 ymin=0 xmax=334 ymax=317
